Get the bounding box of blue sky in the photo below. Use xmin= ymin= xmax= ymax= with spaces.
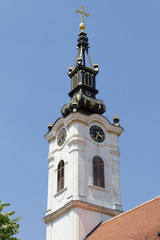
xmin=0 ymin=0 xmax=160 ymax=239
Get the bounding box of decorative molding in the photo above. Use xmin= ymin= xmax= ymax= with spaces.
xmin=45 ymin=132 xmax=56 ymax=143
xmin=45 ymin=112 xmax=123 ymax=143
xmin=54 ymin=187 xmax=67 ymax=198
xmin=111 ymin=159 xmax=119 ymax=163
xmin=114 ymin=203 xmax=123 ymax=211
xmin=48 ymin=132 xmax=120 ymax=157
xmin=49 ymin=136 xmax=86 ymax=155
xmin=50 ymin=143 xmax=67 ymax=155
xmin=43 ymin=200 xmax=123 ymax=224
xmin=68 ymin=138 xmax=86 ymax=147
xmin=67 ymin=195 xmax=73 ymax=200
xmin=48 ymin=136 xmax=56 ymax=143
xmin=85 ymin=139 xmax=119 ymax=149
xmin=107 ymin=126 xmax=123 ymax=136
xmin=69 ymin=148 xmax=85 ymax=154
xmin=110 ymin=149 xmax=120 ymax=156
xmin=45 ymin=209 xmax=51 ymax=214
xmin=66 ymin=119 xmax=88 ymax=128
xmin=109 ymin=145 xmax=119 ymax=150
xmin=78 ymin=194 xmax=86 ymax=198
xmin=47 ymin=156 xmax=54 ymax=164
xmin=67 ymin=135 xmax=118 ymax=150
xmin=88 ymin=184 xmax=110 ymax=193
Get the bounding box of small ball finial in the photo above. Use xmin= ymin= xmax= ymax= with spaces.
xmin=113 ymin=114 xmax=120 ymax=126
xmin=94 ymin=62 xmax=99 ymax=72
xmin=77 ymin=57 xmax=82 ymax=65
xmin=68 ymin=65 xmax=73 ymax=75
xmin=48 ymin=122 xmax=53 ymax=131
xmin=79 ymin=22 xmax=86 ymax=31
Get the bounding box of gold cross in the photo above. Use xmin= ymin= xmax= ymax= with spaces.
xmin=75 ymin=6 xmax=89 ymax=32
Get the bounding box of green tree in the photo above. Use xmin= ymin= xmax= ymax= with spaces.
xmin=0 ymin=201 xmax=21 ymax=240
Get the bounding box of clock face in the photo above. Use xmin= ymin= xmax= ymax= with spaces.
xmin=57 ymin=128 xmax=67 ymax=146
xmin=89 ymin=125 xmax=105 ymax=143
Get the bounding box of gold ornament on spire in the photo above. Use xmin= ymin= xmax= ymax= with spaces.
xmin=75 ymin=6 xmax=89 ymax=32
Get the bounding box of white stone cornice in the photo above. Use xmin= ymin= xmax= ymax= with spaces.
xmin=47 ymin=155 xmax=54 ymax=163
xmin=68 ymin=138 xmax=86 ymax=147
xmin=68 ymin=138 xmax=86 ymax=154
xmin=43 ymin=200 xmax=123 ymax=224
xmin=45 ymin=133 xmax=56 ymax=143
xmin=107 ymin=127 xmax=123 ymax=136
xmin=44 ymin=118 xmax=65 ymax=143
xmin=44 ymin=112 xmax=124 ymax=143
xmin=69 ymin=148 xmax=85 ymax=154
xmin=50 ymin=138 xmax=119 ymax=157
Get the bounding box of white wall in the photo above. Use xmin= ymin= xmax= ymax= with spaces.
xmin=45 ymin=113 xmax=123 ymax=240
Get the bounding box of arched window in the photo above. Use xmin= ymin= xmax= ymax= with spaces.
xmin=72 ymin=74 xmax=78 ymax=89
xmin=57 ymin=160 xmax=64 ymax=192
xmin=84 ymin=73 xmax=92 ymax=87
xmin=93 ymin=156 xmax=105 ymax=188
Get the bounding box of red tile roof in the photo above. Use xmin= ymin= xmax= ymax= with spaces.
xmin=87 ymin=196 xmax=160 ymax=240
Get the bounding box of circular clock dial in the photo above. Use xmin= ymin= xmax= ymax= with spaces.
xmin=57 ymin=128 xmax=67 ymax=146
xmin=90 ymin=125 xmax=105 ymax=143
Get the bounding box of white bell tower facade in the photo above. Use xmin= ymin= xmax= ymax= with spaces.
xmin=43 ymin=6 xmax=123 ymax=240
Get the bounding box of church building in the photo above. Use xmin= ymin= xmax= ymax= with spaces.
xmin=43 ymin=6 xmax=160 ymax=240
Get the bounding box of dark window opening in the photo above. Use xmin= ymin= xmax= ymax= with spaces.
xmin=72 ymin=75 xmax=78 ymax=89
xmin=57 ymin=160 xmax=64 ymax=192
xmin=85 ymin=73 xmax=92 ymax=87
xmin=93 ymin=156 xmax=105 ymax=188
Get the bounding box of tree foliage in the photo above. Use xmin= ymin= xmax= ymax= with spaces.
xmin=0 ymin=201 xmax=21 ymax=240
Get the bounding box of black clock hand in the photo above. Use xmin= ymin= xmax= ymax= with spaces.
xmin=97 ymin=132 xmax=103 ymax=138
xmin=95 ymin=131 xmax=99 ymax=140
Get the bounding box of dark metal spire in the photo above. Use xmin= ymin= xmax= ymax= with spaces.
xmin=75 ymin=32 xmax=92 ymax=68
xmin=61 ymin=7 xmax=106 ymax=117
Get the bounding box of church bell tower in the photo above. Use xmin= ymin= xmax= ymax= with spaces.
xmin=43 ymin=6 xmax=123 ymax=240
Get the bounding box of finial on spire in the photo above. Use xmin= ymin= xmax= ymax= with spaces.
xmin=48 ymin=122 xmax=53 ymax=131
xmin=75 ymin=6 xmax=89 ymax=32
xmin=113 ymin=114 xmax=120 ymax=126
